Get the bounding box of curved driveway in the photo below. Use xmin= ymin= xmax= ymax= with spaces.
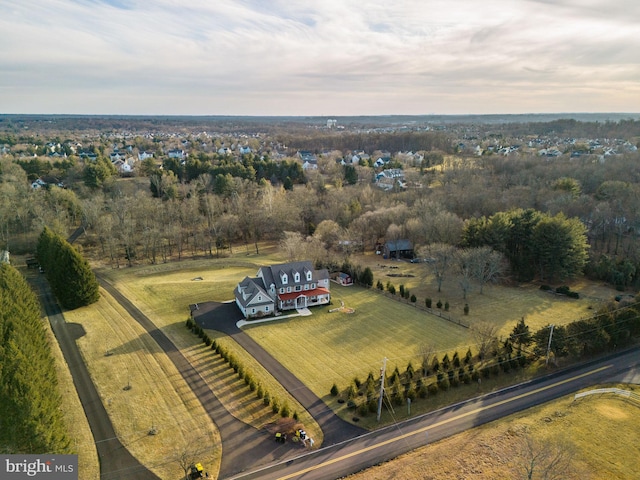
xmin=97 ymin=277 xmax=359 ymax=478
xmin=31 ymin=274 xmax=160 ymax=480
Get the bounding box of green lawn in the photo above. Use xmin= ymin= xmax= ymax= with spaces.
xmin=98 ymin=254 xmax=618 ymax=401
xmin=244 ymin=284 xmax=475 ymax=395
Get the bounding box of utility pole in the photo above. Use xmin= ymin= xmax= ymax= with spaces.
xmin=376 ymin=357 xmax=387 ymax=422
xmin=545 ymin=324 xmax=555 ymax=366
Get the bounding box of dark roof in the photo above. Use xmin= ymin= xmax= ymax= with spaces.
xmin=234 ymin=276 xmax=273 ymax=309
xmin=385 ymin=239 xmax=413 ymax=251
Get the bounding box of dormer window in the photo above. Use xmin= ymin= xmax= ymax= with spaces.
xmin=306 ymin=269 xmax=313 ymax=281
xmin=294 ymin=272 xmax=300 ymax=283
xmin=280 ymin=271 xmax=288 ymax=285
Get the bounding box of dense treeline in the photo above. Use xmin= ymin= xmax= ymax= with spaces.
xmin=3 ymin=121 xmax=640 ymax=287
xmin=0 ymin=263 xmax=71 ymax=453
xmin=462 ymin=209 xmax=589 ymax=282
xmin=159 ymin=155 xmax=305 ymax=187
xmin=280 ymin=131 xmax=453 ymax=154
xmin=37 ymin=227 xmax=100 ymax=309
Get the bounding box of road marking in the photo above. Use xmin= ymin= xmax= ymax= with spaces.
xmin=277 ymin=365 xmax=612 ymax=480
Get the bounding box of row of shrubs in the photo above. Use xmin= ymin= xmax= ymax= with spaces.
xmin=540 ymin=284 xmax=580 ymax=298
xmin=375 ymin=279 xmax=472 ymax=315
xmin=330 ymin=348 xmax=528 ymax=417
xmin=185 ymin=318 xmax=299 ymax=420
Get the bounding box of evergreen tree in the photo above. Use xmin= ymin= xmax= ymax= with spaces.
xmin=0 ymin=264 xmax=71 ymax=453
xmin=37 ymin=227 xmax=99 ymax=309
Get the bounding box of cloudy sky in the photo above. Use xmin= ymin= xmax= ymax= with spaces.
xmin=1 ymin=0 xmax=639 ymax=115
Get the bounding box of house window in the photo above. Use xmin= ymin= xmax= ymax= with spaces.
xmin=280 ymin=288 xmax=285 ymax=294
xmin=265 ymin=306 xmax=269 ymax=312
xmin=295 ymin=285 xmax=301 ymax=292
xmin=294 ymin=272 xmax=300 ymax=282
xmin=281 ymin=272 xmax=288 ymax=284
xmin=251 ymin=308 xmax=256 ymax=314
xmin=306 ymin=271 xmax=312 ymax=281
xmin=257 ymin=295 xmax=261 ymax=301
xmin=311 ymin=283 xmax=316 ymax=289
xmin=287 ymin=286 xmax=291 ymax=293
xmin=304 ymin=284 xmax=309 ymax=290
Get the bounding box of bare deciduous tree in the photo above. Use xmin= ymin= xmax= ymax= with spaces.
xmin=419 ymin=243 xmax=457 ymax=292
xmin=470 ymin=246 xmax=507 ymax=293
xmin=470 ymin=321 xmax=499 ymax=360
xmin=512 ymin=433 xmax=575 ymax=480
xmin=417 ymin=343 xmax=436 ymax=376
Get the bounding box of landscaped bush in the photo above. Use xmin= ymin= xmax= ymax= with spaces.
xmin=437 ymin=377 xmax=450 ymax=391
xmin=425 ymin=298 xmax=432 ymax=308
xmin=399 ymin=285 xmax=405 ymax=297
xmin=444 ymin=301 xmax=450 ymax=311
xmin=347 ymin=384 xmax=357 ymax=400
xmin=376 ymin=280 xmax=384 ymax=290
xmin=280 ymin=402 xmax=290 ymax=418
xmin=427 ymin=383 xmax=438 ymax=395
xmin=556 ymin=285 xmax=570 ymax=295
xmin=436 ymin=300 xmax=443 ymax=309
xmin=410 ymin=294 xmax=417 ymax=303
xmin=357 ymin=403 xmax=369 ymax=416
xmin=464 ymin=303 xmax=469 ymax=315
xmin=540 ymin=284 xmax=552 ymax=291
xmin=186 ymin=318 xmax=194 ymax=329
xmin=271 ymin=398 xmax=280 ymax=414
xmin=330 ymin=383 xmax=339 ymax=396
xmin=263 ymin=393 xmax=271 ymax=406
xmin=256 ymin=385 xmax=264 ymax=399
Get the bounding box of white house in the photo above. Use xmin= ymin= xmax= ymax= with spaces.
xmin=234 ymin=261 xmax=330 ymax=319
xmin=168 ymin=149 xmax=186 ymax=159
xmin=138 ymin=151 xmax=154 ymax=161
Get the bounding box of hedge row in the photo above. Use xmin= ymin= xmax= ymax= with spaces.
xmin=185 ymin=318 xmax=297 ymax=421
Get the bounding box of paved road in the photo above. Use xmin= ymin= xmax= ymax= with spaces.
xmin=226 ymin=346 xmax=640 ymax=479
xmin=31 ymin=273 xmax=160 ymax=480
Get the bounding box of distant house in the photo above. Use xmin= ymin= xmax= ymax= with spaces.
xmin=31 ymin=176 xmax=64 ymax=190
xmin=297 ymin=150 xmax=318 ymax=169
xmin=238 ymin=145 xmax=252 ymax=155
xmin=138 ymin=151 xmax=154 ymax=161
xmin=302 ymin=158 xmax=318 ymax=170
xmin=234 ymin=261 xmax=330 ymax=319
xmin=168 ymin=149 xmax=186 ymax=159
xmin=383 ymin=239 xmax=414 ymax=260
xmin=336 ymin=272 xmax=353 ymax=286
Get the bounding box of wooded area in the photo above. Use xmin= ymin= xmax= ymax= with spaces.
xmin=1 ymin=116 xmax=640 ymax=287
xmin=0 ymin=263 xmax=71 ymax=453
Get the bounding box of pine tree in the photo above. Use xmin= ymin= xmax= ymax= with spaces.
xmin=0 ymin=264 xmax=71 ymax=453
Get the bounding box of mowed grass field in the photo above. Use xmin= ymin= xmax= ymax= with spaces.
xmin=98 ymin=250 xmax=617 ymax=402
xmin=244 ymin=284 xmax=475 ymax=395
xmin=354 ymin=252 xmax=617 ymax=338
xmin=346 ymin=384 xmax=640 ymax=480
xmin=63 ymin=287 xmax=221 ymax=479
xmin=97 ymin=257 xmax=323 ymax=442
